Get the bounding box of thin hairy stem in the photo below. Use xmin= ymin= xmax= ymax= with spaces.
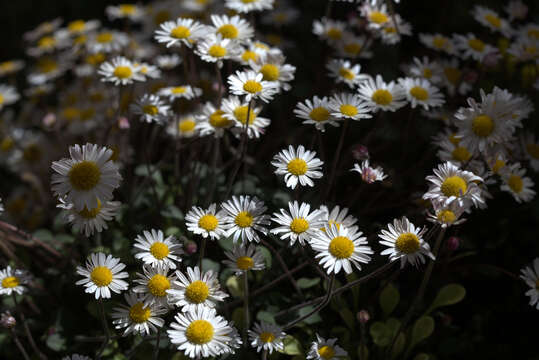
xmin=243 ymin=271 xmax=250 ymax=342
xmin=12 ymin=293 xmax=47 ymax=360
xmin=10 ymin=327 xmax=31 ymax=360
xmin=96 ymin=299 xmax=110 ymax=360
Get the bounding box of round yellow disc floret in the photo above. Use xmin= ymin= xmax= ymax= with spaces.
xmin=90 ymin=266 xmax=113 ymax=287
xmin=171 ymin=26 xmax=190 ymax=39
xmin=339 ymin=104 xmax=358 ymax=117
xmin=371 ymin=89 xmax=393 ymax=105
xmin=441 ymin=176 xmax=467 ymax=197
xmin=471 ymin=115 xmax=494 ymax=137
xmin=236 ymin=256 xmax=254 ymax=270
xmin=185 ymin=280 xmax=210 ymax=304
xmin=68 ymin=161 xmax=101 ymax=191
xmin=409 ymin=86 xmax=429 ymax=101
xmin=208 ymin=45 xmax=227 ymax=58
xmin=1 ymin=276 xmax=20 ymax=289
xmin=508 ymin=174 xmax=523 ymax=193
xmin=395 ymin=233 xmax=420 ymax=254
xmin=235 ymin=211 xmax=253 ymax=228
xmin=328 ymin=236 xmax=354 ymax=259
xmin=259 ymin=331 xmax=275 ymax=343
xmin=147 ymin=274 xmax=170 ymax=297
xmin=260 ymin=64 xmax=280 ymax=82
xmin=437 ymin=210 xmax=456 ymax=224
xmin=309 ymin=107 xmax=330 ymax=122
xmin=186 ymin=320 xmax=214 ymax=344
xmin=198 ymin=214 xmax=219 ymax=231
xmin=217 ymin=24 xmax=238 ymax=39
xmin=290 ymin=218 xmax=309 ymax=234
xmin=243 ymin=80 xmax=263 ymax=94
xmin=318 ymin=345 xmax=336 ymax=360
xmin=150 ymin=242 xmax=170 ymax=260
xmin=129 ymin=302 xmax=151 ymax=323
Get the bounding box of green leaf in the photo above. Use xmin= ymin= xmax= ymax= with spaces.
xmin=280 ymin=335 xmax=303 ymax=355
xmin=380 ymin=283 xmax=400 ymax=316
xmin=201 ymin=258 xmax=220 ymax=273
xmin=231 ymin=308 xmax=244 ymax=330
xmin=414 ymin=354 xmax=430 ymax=360
xmin=225 ymin=276 xmax=243 ymax=297
xmin=426 ymin=284 xmax=466 ymax=314
xmin=370 ymin=321 xmax=391 ymax=347
xmin=339 ymin=307 xmax=355 ymax=330
xmin=160 ymin=205 xmax=184 ymax=220
xmin=46 ymin=333 xmax=66 ymax=352
xmin=256 ymin=311 xmax=276 ymax=324
xmin=410 ymin=316 xmax=435 ymax=350
xmin=297 ymin=277 xmax=320 ymax=289
xmin=258 ymin=245 xmax=272 ymax=269
xmin=391 ymin=332 xmax=406 ymax=359
xmin=298 ymin=306 xmax=322 ymax=324
xmin=357 ymin=344 xmax=369 ymax=360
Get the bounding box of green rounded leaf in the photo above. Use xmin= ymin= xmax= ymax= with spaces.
xmin=280 ymin=335 xmax=303 ymax=355
xmin=225 ymin=276 xmax=243 ymax=297
xmin=414 ymin=353 xmax=431 ymax=360
xmin=370 ymin=321 xmax=391 ymax=346
xmin=391 ymin=332 xmax=406 ymax=359
xmin=410 ymin=316 xmax=435 ymax=349
xmin=357 ymin=344 xmax=369 ymax=360
xmin=297 ymin=277 xmax=321 ymax=289
xmin=380 ymin=283 xmax=400 ymax=316
xmin=427 ymin=283 xmax=466 ymax=313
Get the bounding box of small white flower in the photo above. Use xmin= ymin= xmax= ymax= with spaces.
xmin=427 ymin=199 xmax=467 ymax=228
xmin=158 ymin=85 xmax=202 ymax=102
xmin=326 ymin=58 xmax=368 ymax=89
xmin=130 ymin=94 xmax=170 ymax=124
xmin=75 ymin=253 xmax=129 ymax=299
xmin=132 ymin=264 xmax=176 ymax=307
xmin=222 ymin=95 xmax=271 ymax=138
xmin=225 ymin=0 xmax=275 ymax=13
xmin=210 ymin=14 xmax=254 ymax=43
xmin=248 ymin=322 xmax=285 ymax=354
xmin=0 ymin=266 xmax=30 ymax=296
xmin=195 ymin=102 xmax=234 ymax=138
xmin=271 ymin=145 xmax=324 ymax=189
xmin=223 ymin=244 xmax=266 ymax=274
xmin=250 ymin=52 xmax=296 ymax=91
xmin=454 ymin=33 xmax=499 ymax=62
xmin=185 ymin=203 xmax=226 ymax=240
xmin=357 ymin=75 xmax=407 ymax=113
xmin=133 ymin=229 xmax=183 ymax=270
xmin=57 ymin=197 xmax=121 ymax=237
xmin=520 ymin=258 xmax=539 ymax=310
xmin=154 ymin=18 xmax=207 ymax=48
xmin=227 ymin=70 xmax=279 ymax=103
xmin=98 ymin=56 xmax=144 ymax=86
xmin=0 ymin=85 xmax=20 ymax=110
xmin=329 ymin=92 xmax=372 ymax=121
xmin=307 ymin=334 xmax=348 ymax=360
xmin=111 ymin=292 xmax=166 ymax=336
xmin=318 ymin=205 xmax=359 ymax=233
xmin=399 ymin=77 xmax=445 ymax=110
xmin=419 ymin=33 xmax=457 ymax=55
xmin=294 ymin=96 xmax=339 ymax=132
xmin=87 ymin=30 xmax=129 ymax=54
xmin=500 ymin=163 xmax=536 ymax=203
xmin=351 ymin=159 xmax=387 ymax=183
xmin=271 ymin=201 xmax=324 ymax=246
xmin=313 ymin=18 xmax=348 ymax=44
xmin=106 ymin=4 xmax=144 ymax=21
xmin=472 ymin=5 xmax=512 ymax=37
xmin=195 ymin=34 xmax=242 ymax=65
xmin=155 ymin=54 xmax=182 ymax=70
xmin=221 ymin=195 xmax=271 ymax=244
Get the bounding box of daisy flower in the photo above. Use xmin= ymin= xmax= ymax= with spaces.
xmin=360 ymin=3 xmax=391 ymax=30
xmin=378 ymin=217 xmax=434 ymax=268
xmin=423 ymin=162 xmax=484 ymax=208
xmin=326 ymin=59 xmax=368 ymax=89
xmin=522 ymin=132 xmax=539 ymax=171
xmin=250 ymin=52 xmax=296 ymax=91
xmin=248 ymin=322 xmax=285 ymax=354
xmin=158 ymin=85 xmax=202 ymax=102
xmin=399 ymin=77 xmax=445 ymax=110
xmin=472 ymin=5 xmax=511 ymax=37
xmin=64 ymin=19 xmax=101 ymax=36
xmin=337 ymin=34 xmax=373 ymax=59
xmin=271 ymin=145 xmax=324 ymax=189
xmin=227 ymin=70 xmax=279 ymax=103
xmin=329 ymin=93 xmax=372 ymax=121
xmin=57 ymin=198 xmax=121 ymax=237
xmin=419 ymin=33 xmax=457 ymax=55
xmin=51 ymin=143 xmax=122 ymax=211
xmin=130 ymin=94 xmax=170 ymax=124
xmin=106 ymin=4 xmax=144 ymax=22
xmin=195 ymin=102 xmax=234 ymax=138
xmin=357 ymin=75 xmax=407 ymax=112
xmin=221 ymin=195 xmax=271 ymax=244
xmin=318 ymin=205 xmax=359 ymax=233
xmin=0 ymin=266 xmax=29 ymax=296
xmin=133 ymin=229 xmax=183 ymax=270
xmin=271 ymin=201 xmax=324 ymax=246
xmin=520 ymin=258 xmax=539 ymax=310
xmin=223 ymin=244 xmax=266 ymax=274
xmin=297 ymin=99 xmax=342 ymax=135
xmin=221 ymin=96 xmax=271 ymax=139
xmin=225 ymin=0 xmax=275 ymax=14
xmin=0 ymin=60 xmax=25 ymax=77
xmin=132 ymin=264 xmax=176 ymax=307
xmin=312 ymin=18 xmax=348 ymax=44
xmin=195 ymin=34 xmax=242 ymax=66
xmin=98 ymin=56 xmax=144 ymax=86
xmin=427 ymin=199 xmax=467 ymax=228
xmin=500 ymin=163 xmax=536 ymax=203
xmin=155 ymin=54 xmax=182 ymax=70
xmin=168 ymin=307 xmax=235 ymax=358
xmin=185 ymin=203 xmax=226 ymax=240
xmin=210 ymin=14 xmax=254 ymax=43
xmin=135 ymin=62 xmax=162 ymax=80
xmin=87 ymin=30 xmax=129 ymax=54
xmin=75 ymin=253 xmax=129 ymax=299
xmin=311 ymin=224 xmax=372 ymax=274
xmin=166 ymin=115 xmax=200 ymax=139
xmin=168 ymin=266 xmax=229 ymax=312
xmin=154 ymin=18 xmax=207 ymax=48
xmin=454 ymin=33 xmax=498 ymax=62
xmin=111 ymin=292 xmax=166 ymax=336
xmin=408 ymin=56 xmax=443 ymax=84
xmin=378 ymin=15 xmax=412 ymax=45
xmin=307 ymin=334 xmax=348 ymax=360
xmin=351 ymin=159 xmax=388 ymax=183
xmin=0 ymin=85 xmax=20 ymax=110
xmin=436 ymin=137 xmax=474 ymax=166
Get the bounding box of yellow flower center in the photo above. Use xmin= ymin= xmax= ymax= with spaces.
xmin=78 ymin=200 xmax=102 ymax=219
xmin=339 ymin=67 xmax=355 ymax=80
xmin=235 ymin=211 xmax=253 ymax=228
xmin=96 ymin=32 xmax=113 ymax=43
xmin=384 ymin=27 xmax=397 ymax=33
xmin=0 ymin=94 xmax=3 ymax=105
xmin=433 ymin=36 xmax=447 ymax=49
xmin=343 ymin=43 xmax=361 ymax=55
xmin=171 ymin=86 xmax=187 ymax=94
xmin=150 ymin=242 xmax=170 ymax=260
xmin=241 ymin=50 xmax=259 ymax=62
xmin=198 ymin=214 xmax=219 ymax=231
xmin=179 ymin=120 xmax=196 ymax=133
xmin=395 ymin=233 xmax=420 ymax=254
xmin=449 ymin=133 xmax=460 ymax=145
xmin=369 ymin=11 xmax=389 ymax=24
xmin=0 ymin=137 xmax=14 ymax=152
xmin=260 ymin=64 xmax=280 ymax=81
xmin=186 ymin=320 xmax=214 ymax=344
xmin=234 ymin=106 xmax=256 ymax=125
xmin=217 ymin=24 xmax=239 ymax=39
xmin=147 ymin=274 xmax=170 ymax=297
xmin=441 ymin=176 xmax=467 ymax=197
xmin=185 ymin=280 xmax=210 ymax=304
xmin=444 ymin=67 xmax=461 ymax=85
xmin=437 ymin=210 xmax=456 ymax=224
xmin=329 ymin=236 xmax=354 ymax=259
xmin=0 ymin=61 xmax=14 ymax=72
xmin=68 ymin=20 xmax=86 ymax=33
xmin=340 ymin=104 xmax=358 ymax=117
xmin=242 ymin=0 xmax=257 ymax=3
xmin=120 ymin=4 xmax=136 ymax=15
xmin=290 ymin=218 xmax=309 ymax=234
xmin=143 ymin=104 xmax=159 ymax=116
xmin=68 ymin=161 xmax=101 ymax=191
xmin=23 ymin=144 xmax=41 ymax=163
xmin=326 ymin=28 xmax=342 ymax=40
xmin=171 ymin=25 xmax=191 ymax=39
xmin=38 ymin=36 xmax=56 ymax=49
xmin=309 ymin=107 xmax=330 ymax=122
xmin=423 ymin=68 xmax=433 ymax=78
xmin=129 ymin=302 xmax=151 ymax=323
xmin=208 ymin=44 xmax=227 ymax=58
xmin=318 ymin=345 xmax=335 ymax=359
xmin=38 ymin=59 xmax=58 ymax=73
xmin=209 ymin=110 xmax=230 ymax=128
xmin=243 ymin=80 xmax=263 ymax=94
xmin=259 ymin=332 xmax=275 ymax=343
xmin=287 ymin=158 xmax=308 ymax=176
xmin=451 ymin=146 xmax=471 ymax=162
xmin=410 ymin=86 xmax=429 ymax=101
xmin=526 ymin=144 xmax=539 ymax=159
xmin=508 ymin=174 xmax=523 ymax=193
xmin=492 ymin=159 xmax=506 ymax=174
xmin=236 ymin=256 xmax=254 ymax=270
xmin=468 ymin=38 xmax=485 ymax=52
xmin=90 ymin=266 xmax=113 ymax=287
xmin=471 ymin=115 xmax=494 ymax=137
xmin=1 ymin=276 xmax=19 ymax=288
xmin=371 ymin=89 xmax=393 ymax=105
xmin=113 ymin=66 xmax=133 ymax=79
xmin=485 ymin=14 xmax=501 ymax=28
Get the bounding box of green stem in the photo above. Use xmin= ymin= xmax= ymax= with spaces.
xmin=96 ymin=299 xmax=110 ymax=360
xmin=198 ymin=237 xmax=207 ymax=271
xmin=10 ymin=327 xmax=31 ymax=360
xmin=324 ymin=119 xmax=349 ymax=201
xmin=243 ymin=271 xmax=250 ymax=342
xmin=153 ymin=326 xmax=161 ymax=360
xmin=12 ymin=293 xmax=47 ymax=360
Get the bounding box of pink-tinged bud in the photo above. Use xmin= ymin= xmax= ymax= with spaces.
xmin=482 ymin=52 xmax=500 ymax=68
xmin=118 ymin=116 xmax=130 ymax=129
xmin=185 ymin=241 xmax=197 ymax=255
xmin=361 ymin=167 xmax=377 ymax=184
xmin=463 ymin=70 xmax=478 ymax=84
xmin=0 ymin=312 xmax=16 ymax=329
xmin=352 ymin=144 xmax=369 ymax=161
xmin=446 ymin=236 xmax=460 ymax=251
xmin=357 ymin=309 xmax=370 ymax=324
xmin=42 ymin=113 xmax=56 ymax=127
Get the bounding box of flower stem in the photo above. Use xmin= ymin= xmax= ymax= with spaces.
xmin=11 ymin=293 xmax=47 ymax=360
xmin=153 ymin=326 xmax=161 ymax=360
xmin=199 ymin=237 xmax=207 ymax=271
xmin=10 ymin=327 xmax=31 ymax=360
xmin=243 ymin=271 xmax=250 ymax=342
xmin=96 ymin=298 xmax=110 ymax=360
xmin=324 ymin=118 xmax=349 ymax=201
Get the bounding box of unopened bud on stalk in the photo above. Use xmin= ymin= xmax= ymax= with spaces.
xmin=352 ymin=144 xmax=369 ymax=161
xmin=446 ymin=236 xmax=460 ymax=251
xmin=185 ymin=240 xmax=198 ymax=255
xmin=0 ymin=312 xmax=16 ymax=329
xmin=357 ymin=309 xmax=370 ymax=324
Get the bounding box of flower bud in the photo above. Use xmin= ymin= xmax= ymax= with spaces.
xmin=446 ymin=236 xmax=460 ymax=251
xmin=0 ymin=312 xmax=16 ymax=329
xmin=352 ymin=144 xmax=369 ymax=161
xmin=185 ymin=240 xmax=198 ymax=255
xmin=357 ymin=309 xmax=370 ymax=324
